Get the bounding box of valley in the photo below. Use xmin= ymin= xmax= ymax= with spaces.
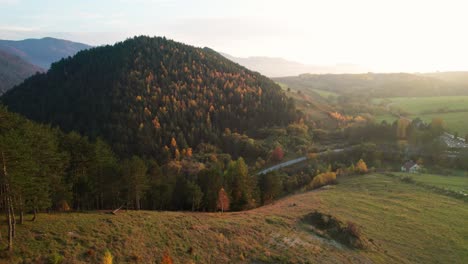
xmin=0 ymin=24 xmax=467 ymax=264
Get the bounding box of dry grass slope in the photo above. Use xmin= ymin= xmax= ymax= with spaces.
xmin=0 ymin=174 xmax=467 ymax=263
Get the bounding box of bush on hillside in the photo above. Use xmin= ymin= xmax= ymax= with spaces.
xmin=346 ymin=221 xmax=361 ymax=238
xmin=354 ymin=159 xmax=368 ymax=174
xmin=102 ymin=250 xmax=113 ymax=264
xmin=309 ymin=172 xmax=337 ymax=189
xmin=161 ymin=252 xmax=173 ymax=264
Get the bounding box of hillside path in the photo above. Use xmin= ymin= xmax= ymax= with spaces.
xmin=258 ymin=148 xmax=345 ymax=175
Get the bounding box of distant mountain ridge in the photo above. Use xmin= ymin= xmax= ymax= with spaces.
xmin=0 ymin=49 xmax=43 ymax=94
xmin=421 ymin=71 xmax=468 ymax=86
xmin=0 ymin=37 xmax=91 ymax=69
xmin=221 ymin=53 xmax=366 ymax=77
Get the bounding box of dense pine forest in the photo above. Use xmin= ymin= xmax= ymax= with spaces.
xmin=1 ymin=36 xmax=299 ymax=161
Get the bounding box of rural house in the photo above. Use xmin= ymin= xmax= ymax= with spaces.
xmin=401 ymin=161 xmax=420 ymax=173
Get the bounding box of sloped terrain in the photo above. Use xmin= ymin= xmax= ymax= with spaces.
xmin=0 ymin=50 xmax=43 ymax=94
xmin=0 ymin=37 xmax=90 ymax=69
xmin=1 ymin=36 xmax=298 ymax=159
xmin=2 ymin=174 xmax=466 ymax=263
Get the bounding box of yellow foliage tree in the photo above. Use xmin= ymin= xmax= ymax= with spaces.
xmin=355 ymin=159 xmax=368 ymax=174
xmin=102 ymin=250 xmax=113 ymax=264
xmin=310 ymin=172 xmax=336 ymax=189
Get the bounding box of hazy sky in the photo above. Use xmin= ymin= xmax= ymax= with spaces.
xmin=1 ymin=0 xmax=467 ymax=72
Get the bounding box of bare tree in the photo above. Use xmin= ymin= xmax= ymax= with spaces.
xmin=1 ymin=151 xmax=14 ymax=251
xmin=216 ymin=188 xmax=230 ymax=213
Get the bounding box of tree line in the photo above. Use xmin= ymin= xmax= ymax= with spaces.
xmin=0 ymin=106 xmax=314 ymax=250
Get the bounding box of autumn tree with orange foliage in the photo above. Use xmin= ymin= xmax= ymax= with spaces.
xmin=355 ymin=159 xmax=368 ymax=174
xmin=161 ymin=252 xmax=173 ymax=264
xmin=307 ymin=152 xmax=317 ymax=160
xmin=186 ymin=148 xmax=193 ymax=158
xmin=216 ymin=187 xmax=230 ymax=212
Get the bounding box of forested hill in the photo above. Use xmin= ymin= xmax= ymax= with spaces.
xmin=0 ymin=37 xmax=91 ymax=69
xmin=0 ymin=49 xmax=43 ymax=94
xmin=1 ymin=36 xmax=299 ymax=160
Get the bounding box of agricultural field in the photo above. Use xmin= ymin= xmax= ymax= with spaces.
xmin=2 ymin=174 xmax=467 ymax=264
xmin=388 ymin=96 xmax=468 ymax=114
xmin=311 ymin=88 xmax=339 ymax=99
xmin=374 ymin=96 xmax=468 ymax=135
xmin=394 ymin=172 xmax=468 ymax=193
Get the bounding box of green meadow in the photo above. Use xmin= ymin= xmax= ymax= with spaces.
xmin=374 ymin=96 xmax=468 ymax=135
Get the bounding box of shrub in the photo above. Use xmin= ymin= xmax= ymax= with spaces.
xmin=86 ymin=249 xmax=96 ymax=257
xmin=48 ymin=252 xmax=64 ymax=264
xmin=310 ymin=172 xmax=336 ymax=189
xmin=102 ymin=250 xmax=113 ymax=264
xmin=161 ymin=252 xmax=173 ymax=264
xmin=401 ymin=176 xmax=415 ymax=183
xmin=307 ymin=152 xmax=318 ymax=160
xmin=345 ymin=221 xmax=361 ymax=238
xmin=355 ymin=159 xmax=368 ymax=174
xmin=287 ymin=122 xmax=308 ymax=136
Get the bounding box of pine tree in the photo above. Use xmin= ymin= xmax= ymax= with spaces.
xmin=259 ymin=172 xmax=282 ymax=204
xmin=122 ymin=156 xmax=148 ymax=210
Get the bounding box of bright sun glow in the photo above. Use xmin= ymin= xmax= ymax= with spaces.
xmin=1 ymin=0 xmax=468 ymax=72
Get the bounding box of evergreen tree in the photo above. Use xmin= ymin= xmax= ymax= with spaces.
xmin=197 ymin=167 xmax=222 ymax=211
xmin=122 ymin=156 xmax=148 ymax=210
xmin=225 ymin=158 xmax=253 ymax=210
xmin=259 ymin=172 xmax=283 ymax=204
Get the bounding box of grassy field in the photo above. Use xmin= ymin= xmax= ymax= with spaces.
xmin=317 ymin=174 xmax=468 ymax=264
xmin=311 ymin=89 xmax=338 ymax=99
xmin=1 ymin=174 xmax=467 ymax=263
xmin=374 ymin=96 xmax=468 ymax=135
xmin=387 ymin=96 xmax=468 ymax=114
xmin=374 ymin=114 xmax=398 ymax=123
xmin=394 ymin=172 xmax=468 ymax=193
